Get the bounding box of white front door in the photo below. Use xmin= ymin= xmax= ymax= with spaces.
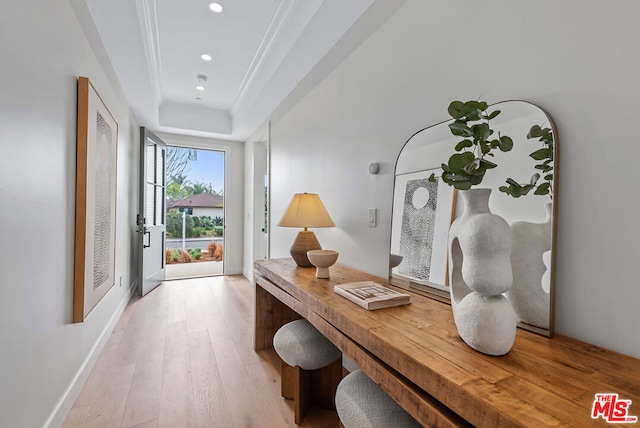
xmin=138 ymin=128 xmax=167 ymax=296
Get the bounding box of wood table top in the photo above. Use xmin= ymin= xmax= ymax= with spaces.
xmin=255 ymin=258 xmax=640 ymax=427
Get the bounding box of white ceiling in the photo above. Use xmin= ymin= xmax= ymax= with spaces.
xmin=84 ymin=0 xmax=397 ymax=141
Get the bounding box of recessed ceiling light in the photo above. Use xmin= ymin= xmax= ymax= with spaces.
xmin=201 ymin=54 xmax=212 ymax=61
xmin=208 ymin=2 xmax=223 ymax=13
xmin=196 ymin=86 xmax=205 ymax=91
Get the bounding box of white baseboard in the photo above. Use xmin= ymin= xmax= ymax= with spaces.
xmin=43 ymin=281 xmax=137 ymax=428
xmin=242 ymin=266 xmax=254 ymax=282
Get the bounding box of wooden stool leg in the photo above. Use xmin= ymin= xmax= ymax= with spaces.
xmin=281 ymin=360 xmax=295 ymax=399
xmin=280 ymin=358 xmax=343 ymax=424
xmin=281 ymin=361 xmax=312 ymax=424
xmin=294 ymin=365 xmax=311 ymax=424
xmin=310 ymin=358 xmax=342 ymax=409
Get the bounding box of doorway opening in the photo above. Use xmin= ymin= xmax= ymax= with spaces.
xmin=164 ymin=146 xmax=225 ymax=279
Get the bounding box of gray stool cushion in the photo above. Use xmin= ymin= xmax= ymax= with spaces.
xmin=273 ymin=319 xmax=341 ymax=370
xmin=336 ymin=370 xmax=422 ymax=428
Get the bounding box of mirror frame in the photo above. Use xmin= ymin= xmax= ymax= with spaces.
xmin=389 ymin=100 xmax=559 ymax=337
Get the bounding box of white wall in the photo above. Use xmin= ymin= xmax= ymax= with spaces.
xmin=243 ymin=122 xmax=270 ymax=280
xmin=158 ymin=132 xmax=244 ymax=275
xmin=0 ymin=1 xmax=140 ymax=426
xmin=268 ymin=0 xmax=640 ymax=358
xmin=193 ymin=207 xmax=224 ymax=219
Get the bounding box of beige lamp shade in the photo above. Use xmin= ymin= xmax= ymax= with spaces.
xmin=278 ymin=193 xmax=335 ymax=267
xmin=278 ymin=193 xmax=335 ymax=229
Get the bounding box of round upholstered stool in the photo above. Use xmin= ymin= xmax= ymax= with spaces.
xmin=273 ymin=319 xmax=341 ymax=370
xmin=273 ymin=319 xmax=342 ymax=424
xmin=336 ymin=370 xmax=422 ymax=428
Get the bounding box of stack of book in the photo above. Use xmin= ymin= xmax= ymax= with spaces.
xmin=334 ymin=281 xmax=411 ymax=310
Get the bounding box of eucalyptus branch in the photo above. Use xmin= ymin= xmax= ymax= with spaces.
xmin=429 ymin=100 xmax=513 ymax=190
xmin=499 ymin=125 xmax=554 ymax=198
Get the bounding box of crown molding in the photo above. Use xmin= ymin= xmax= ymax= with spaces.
xmin=136 ymin=0 xmax=163 ymax=105
xmin=232 ymin=0 xmax=297 ymax=115
xmin=231 ymin=0 xmax=325 ymax=118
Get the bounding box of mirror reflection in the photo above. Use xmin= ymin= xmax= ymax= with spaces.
xmin=390 ymin=100 xmax=558 ymax=336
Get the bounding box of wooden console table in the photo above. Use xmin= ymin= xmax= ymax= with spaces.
xmin=254 ymin=258 xmax=640 ymax=427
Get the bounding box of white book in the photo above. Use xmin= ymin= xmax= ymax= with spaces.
xmin=334 ymin=281 xmax=411 ymax=310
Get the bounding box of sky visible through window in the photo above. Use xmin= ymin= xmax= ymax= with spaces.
xmin=185 ymin=149 xmax=224 ymax=194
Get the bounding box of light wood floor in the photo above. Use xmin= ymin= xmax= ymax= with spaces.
xmin=63 ymin=275 xmax=339 ymax=428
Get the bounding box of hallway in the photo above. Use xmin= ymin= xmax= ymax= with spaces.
xmin=62 ymin=276 xmax=338 ymax=427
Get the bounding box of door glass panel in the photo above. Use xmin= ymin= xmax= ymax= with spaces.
xmin=146 ymin=144 xmax=155 ymax=183
xmin=146 ymin=183 xmax=155 ymax=224
xmin=156 ymin=186 xmax=163 ymax=226
xmin=157 ymin=147 xmax=164 ymax=186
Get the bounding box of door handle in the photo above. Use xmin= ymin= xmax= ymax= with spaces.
xmin=143 ymin=230 xmax=151 ymax=248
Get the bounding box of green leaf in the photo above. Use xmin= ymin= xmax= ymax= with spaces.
xmin=544 ymin=174 xmax=553 ymax=181
xmin=487 ymin=109 xmax=501 ymax=120
xmin=479 ymin=158 xmax=497 ymax=169
xmin=511 ymin=186 xmax=522 ymax=197
xmin=473 ymin=123 xmax=491 ymax=141
xmin=480 ymin=141 xmax=491 ymax=154
xmin=534 ymin=182 xmax=550 ymax=195
xmin=448 ymin=152 xmax=475 ymax=174
xmin=527 ymin=125 xmax=544 ymax=139
xmin=462 ymin=101 xmax=484 ymax=121
xmin=448 ymin=101 xmax=465 ymax=119
xmin=449 ymin=121 xmax=473 ymax=137
xmin=498 ymin=185 xmax=509 ymax=193
xmin=534 ymin=188 xmax=550 ymax=196
xmin=499 ymin=135 xmax=514 ymax=152
xmin=454 ymin=139 xmax=473 ymax=151
xmin=468 ymin=174 xmax=483 ymax=185
xmin=530 ymin=148 xmax=551 ymax=160
xmin=454 ymin=180 xmax=472 ymax=190
xmin=507 ymin=187 xmax=521 ymax=198
xmin=428 ymin=173 xmax=437 ymax=182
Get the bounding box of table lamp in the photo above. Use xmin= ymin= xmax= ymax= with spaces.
xmin=278 ymin=193 xmax=335 ymax=267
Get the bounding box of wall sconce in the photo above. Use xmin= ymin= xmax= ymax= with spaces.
xmin=278 ymin=193 xmax=335 ymax=266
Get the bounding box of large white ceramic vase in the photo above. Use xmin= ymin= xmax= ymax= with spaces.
xmin=449 ymin=188 xmax=517 ymax=356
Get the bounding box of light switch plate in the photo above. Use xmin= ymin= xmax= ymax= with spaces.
xmin=368 ymin=208 xmax=377 ymax=227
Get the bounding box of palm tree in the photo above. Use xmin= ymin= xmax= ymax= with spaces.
xmin=189 ymin=181 xmax=213 ymax=195
xmin=167 ymin=172 xmax=190 ymax=201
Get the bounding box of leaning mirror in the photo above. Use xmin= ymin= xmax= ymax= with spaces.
xmin=390 ymin=100 xmax=558 ymax=336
